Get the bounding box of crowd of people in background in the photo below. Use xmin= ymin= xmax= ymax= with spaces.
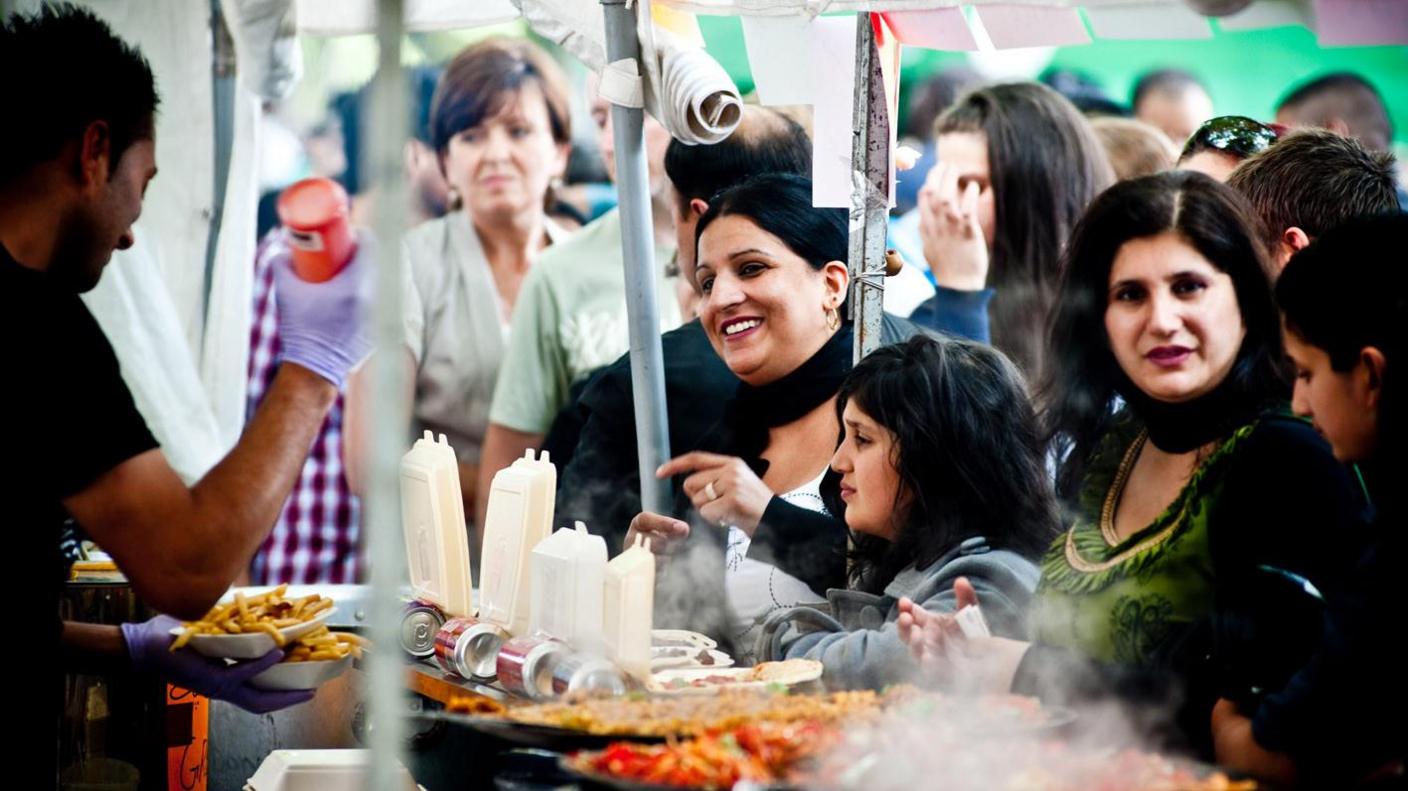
xmin=240 ymin=31 xmax=1408 ymax=787
xmin=9 ymin=3 xmax=1404 ymax=785
xmin=237 ymin=28 xmax=1408 ymax=785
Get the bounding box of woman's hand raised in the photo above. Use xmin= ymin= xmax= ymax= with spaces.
xmin=918 ymin=162 xmax=990 ymax=292
xmin=624 ymin=512 xmax=690 ymax=556
xmin=897 ymin=578 xmax=1028 ymax=693
xmin=658 ymin=452 xmax=774 ymax=537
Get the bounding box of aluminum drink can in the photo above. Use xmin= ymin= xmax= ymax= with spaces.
xmin=434 ymin=616 xmax=508 ymax=681
xmin=400 ymin=600 xmax=446 ymax=658
xmin=550 ymin=653 xmax=628 ymax=697
xmin=497 ymin=636 xmax=570 ymax=700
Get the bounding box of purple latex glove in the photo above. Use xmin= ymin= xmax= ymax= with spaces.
xmin=273 ymin=229 xmax=374 ymax=388
xmin=121 ymin=615 xmax=315 ymax=714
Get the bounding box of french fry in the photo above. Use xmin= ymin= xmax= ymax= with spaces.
xmin=250 ymin=620 xmax=287 ymax=647
xmin=172 ymin=587 xmax=352 ymax=655
xmin=303 ymin=598 xmax=334 ymax=617
xmin=169 ymin=627 xmax=198 ymax=651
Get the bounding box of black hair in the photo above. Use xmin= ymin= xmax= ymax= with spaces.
xmin=664 ymin=107 xmax=811 ymax=210
xmin=332 ymin=65 xmax=442 ymax=197
xmin=840 ymin=335 xmax=1061 ymax=594
xmin=694 ymin=172 xmax=846 ymax=275
xmin=903 ymin=66 xmax=984 ymax=140
xmin=1227 ymin=129 xmax=1399 ymax=256
xmin=1276 ymin=72 xmax=1393 ymax=152
xmin=1041 ymin=171 xmax=1288 ymax=501
xmin=936 ymin=82 xmax=1115 ymax=378
xmin=1277 ymin=213 xmax=1408 ymax=470
xmin=1131 ymin=68 xmax=1208 ymax=111
xmin=0 ymin=3 xmax=159 ymax=184
xmin=1041 ymin=68 xmax=1130 ymax=118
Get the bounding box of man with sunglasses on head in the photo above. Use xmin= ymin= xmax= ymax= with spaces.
xmin=1177 ymin=115 xmax=1281 ymax=182
xmin=1227 ymin=128 xmax=1399 ymax=272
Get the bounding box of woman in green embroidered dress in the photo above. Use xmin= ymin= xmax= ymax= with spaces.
xmin=897 ymin=171 xmax=1366 ymax=758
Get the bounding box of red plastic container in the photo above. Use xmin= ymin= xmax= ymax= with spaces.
xmin=276 ymin=177 xmax=355 ymax=282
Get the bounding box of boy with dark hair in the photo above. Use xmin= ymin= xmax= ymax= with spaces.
xmin=1130 ymin=68 xmax=1213 ymax=143
xmin=1276 ymin=72 xmax=1393 ymax=153
xmin=1226 ymin=128 xmax=1398 ymax=271
xmin=1213 ymin=214 xmax=1408 ymax=786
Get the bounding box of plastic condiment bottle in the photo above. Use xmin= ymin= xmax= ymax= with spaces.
xmin=529 ymin=522 xmax=607 ymax=655
xmin=604 ymin=534 xmax=655 ymax=680
xmin=479 ymin=450 xmax=557 ymax=636
xmin=398 ymin=431 xmax=473 ymax=618
xmin=276 ymin=177 xmax=356 ymax=282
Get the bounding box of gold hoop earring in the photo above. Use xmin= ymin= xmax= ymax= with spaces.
xmin=826 ymin=306 xmax=841 ymax=332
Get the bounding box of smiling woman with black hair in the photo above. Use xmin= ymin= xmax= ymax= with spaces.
xmin=624 ymin=173 xmax=931 ymax=658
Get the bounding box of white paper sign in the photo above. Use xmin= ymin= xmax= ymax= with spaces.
xmin=972 ymin=4 xmax=1091 ymax=49
xmin=883 ymin=8 xmax=980 ymax=52
xmin=741 ymin=14 xmax=816 ymax=106
xmin=1085 ymin=4 xmax=1212 ymax=40
xmin=811 ymin=15 xmax=859 ymax=209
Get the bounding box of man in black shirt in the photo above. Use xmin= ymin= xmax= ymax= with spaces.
xmin=2 ymin=7 xmax=371 ymax=786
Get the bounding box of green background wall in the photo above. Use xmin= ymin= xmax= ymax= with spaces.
xmin=695 ymin=15 xmax=1408 ymax=145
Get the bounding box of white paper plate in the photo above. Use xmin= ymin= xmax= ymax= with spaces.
xmin=647 ymin=659 xmax=822 ymax=695
xmin=171 ymin=610 xmax=333 ymax=660
xmin=650 ymin=647 xmax=734 ymax=671
xmin=251 ymin=654 xmax=353 ymax=691
xmin=650 ymin=629 xmax=717 ymax=650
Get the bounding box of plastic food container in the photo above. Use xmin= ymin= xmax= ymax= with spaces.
xmin=244 ymin=749 xmax=421 ymax=791
xmin=604 ymin=534 xmax=655 ymax=680
xmin=529 ymin=521 xmax=607 ymax=654
xmin=480 ymin=450 xmax=556 ymax=636
xmin=400 ymin=432 xmax=474 ymax=619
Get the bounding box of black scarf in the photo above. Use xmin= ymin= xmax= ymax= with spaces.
xmin=1118 ymin=370 xmax=1261 ymax=454
xmin=721 ymin=322 xmax=854 ymax=471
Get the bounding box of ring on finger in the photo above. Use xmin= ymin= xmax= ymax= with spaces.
xmin=703 ymin=481 xmax=720 ymax=501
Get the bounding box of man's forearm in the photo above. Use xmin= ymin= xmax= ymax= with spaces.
xmin=60 ymin=621 xmax=129 ymax=675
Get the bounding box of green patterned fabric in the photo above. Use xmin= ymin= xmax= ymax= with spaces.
xmin=1030 ymin=411 xmax=1261 ymax=665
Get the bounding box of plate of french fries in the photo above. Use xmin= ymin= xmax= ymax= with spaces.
xmin=169 ymin=585 xmax=340 ymax=660
xmin=250 ymin=621 xmax=369 ymax=690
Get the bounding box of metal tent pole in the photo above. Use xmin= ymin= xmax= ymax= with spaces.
xmin=601 ymin=0 xmax=673 ymax=516
xmin=365 ymin=0 xmax=410 ymax=787
xmin=848 ymin=14 xmax=889 ymax=363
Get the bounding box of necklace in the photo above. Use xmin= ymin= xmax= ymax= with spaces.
xmin=1100 ymin=430 xmax=1147 ymax=546
xmin=1064 ymin=428 xmax=1187 ymax=574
